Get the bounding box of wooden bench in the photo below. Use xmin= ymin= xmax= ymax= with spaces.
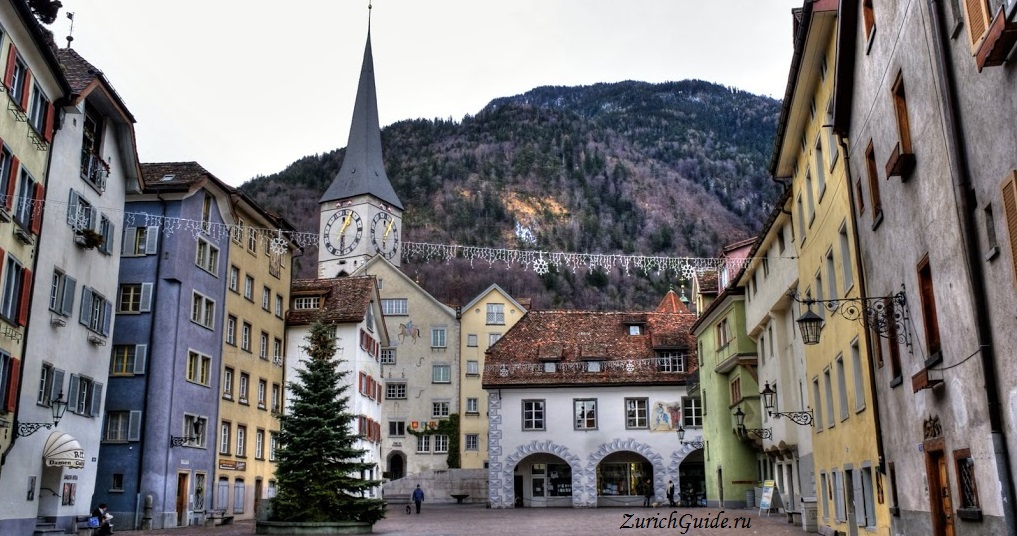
xmin=385 ymin=494 xmax=411 ymax=505
xmin=205 ymin=510 xmax=234 ymax=526
xmin=74 ymin=515 xmax=96 ymax=534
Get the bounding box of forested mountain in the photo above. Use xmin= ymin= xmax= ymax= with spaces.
xmin=239 ymin=80 xmax=782 ymax=310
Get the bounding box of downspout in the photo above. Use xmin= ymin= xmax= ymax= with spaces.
xmin=928 ymin=0 xmax=1017 ymax=531
xmin=836 ymin=135 xmax=888 ymax=486
xmin=135 ymin=194 xmax=166 ymax=529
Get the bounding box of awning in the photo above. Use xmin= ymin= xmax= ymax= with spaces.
xmin=43 ymin=432 xmax=85 ymax=469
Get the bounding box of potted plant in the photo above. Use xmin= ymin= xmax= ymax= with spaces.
xmin=75 ymin=228 xmax=104 ymax=249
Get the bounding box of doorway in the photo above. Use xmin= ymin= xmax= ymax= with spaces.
xmin=176 ymin=472 xmax=189 ymax=527
xmin=927 ymin=449 xmax=955 ymax=536
xmin=254 ymin=478 xmax=263 ymax=517
xmin=844 ymin=469 xmax=858 ymax=536
xmin=387 ymin=451 xmax=405 ymax=481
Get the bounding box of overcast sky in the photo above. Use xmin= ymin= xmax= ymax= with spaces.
xmin=49 ymin=1 xmax=803 ymax=187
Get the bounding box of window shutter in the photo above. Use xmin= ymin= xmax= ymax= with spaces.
xmin=1002 ymin=172 xmax=1017 ymax=286
xmin=43 ymin=103 xmax=54 ymax=143
xmin=51 ymin=368 xmax=64 ymax=402
xmin=139 ymin=283 xmax=153 ymax=312
xmin=79 ymin=287 xmax=93 ymax=327
xmin=102 ymin=300 xmax=112 ymax=336
xmin=17 ymin=268 xmax=31 ymax=326
xmin=19 ymin=70 xmax=31 ymax=110
xmin=965 ymin=0 xmax=992 ymax=50
xmin=145 ymin=225 xmax=159 ymax=254
xmin=102 ymin=219 xmax=114 ymax=254
xmin=128 ymin=410 xmax=142 ymax=441
xmin=3 ymin=45 xmax=15 ymax=90
xmin=66 ymin=190 xmax=79 ymax=226
xmin=4 ymin=357 xmax=18 ymax=412
xmin=6 ymin=155 xmax=18 ymax=211
xmin=133 ymin=345 xmax=148 ymax=374
xmin=121 ymin=227 xmax=136 ymax=255
xmin=90 ymin=381 xmax=103 ymax=417
xmin=67 ymin=374 xmax=80 ymax=414
xmin=853 ymin=470 xmax=865 ymax=525
xmin=30 ymin=182 xmax=43 ymax=234
xmin=61 ymin=275 xmax=76 ymax=316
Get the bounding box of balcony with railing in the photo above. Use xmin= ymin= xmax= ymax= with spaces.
xmin=80 ymin=152 xmax=109 ymax=193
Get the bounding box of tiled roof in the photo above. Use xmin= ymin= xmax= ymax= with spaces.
xmin=655 ymin=289 xmax=691 ymax=314
xmin=483 ymin=308 xmax=698 ymax=388
xmin=697 ymin=270 xmax=719 ymax=295
xmin=286 ymin=276 xmax=378 ymax=326
xmin=56 ymin=48 xmax=99 ymax=94
xmin=140 ymin=162 xmax=215 ymax=191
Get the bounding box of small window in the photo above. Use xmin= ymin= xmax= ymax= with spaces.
xmin=628 ymin=324 xmax=642 ymax=336
xmin=380 ymin=348 xmax=396 ymax=365
xmin=431 ymin=328 xmax=447 ymax=348
xmin=228 ymin=266 xmax=239 ymax=292
xmin=432 ymin=401 xmax=450 ymax=418
xmin=625 ymin=398 xmax=648 ymax=429
xmin=466 ymin=360 xmax=479 ymax=375
xmin=466 ymin=397 xmax=479 ymax=414
xmin=190 ymin=292 xmax=215 ymax=329
xmin=432 ymin=364 xmax=451 ymax=383
xmin=244 ymin=275 xmax=254 ymax=300
xmin=386 ymin=383 xmax=406 ymax=400
xmin=682 ymin=398 xmax=702 ymax=427
xmin=195 ymin=239 xmax=219 ymax=274
xmin=434 ymin=435 xmax=449 ymax=453
xmin=656 ymin=351 xmax=684 ymax=373
xmin=293 ymin=296 xmax=320 ymax=310
xmin=466 ymin=334 xmax=478 ymax=347
xmin=585 ymin=360 xmax=602 ymax=372
xmin=186 ymin=351 xmax=211 ymax=386
xmin=522 ymin=400 xmax=545 ymax=431
xmin=465 ymin=434 xmax=479 ymax=451
xmin=486 ymin=303 xmax=505 ymax=325
xmin=865 ymin=140 xmax=883 ymax=226
xmin=542 ymin=361 xmax=557 ymax=373
xmin=381 ymin=298 xmax=408 ymax=315
xmin=573 ymin=399 xmax=597 ymax=430
xmin=388 ymin=421 xmax=406 ymax=436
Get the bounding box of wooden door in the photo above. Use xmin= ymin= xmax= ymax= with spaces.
xmin=176 ymin=473 xmax=189 ymax=527
xmin=928 ymin=451 xmax=955 ymax=536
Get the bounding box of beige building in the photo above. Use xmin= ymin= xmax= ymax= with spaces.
xmin=457 ymin=285 xmax=526 ymax=469
xmin=217 ymin=194 xmax=295 ymax=520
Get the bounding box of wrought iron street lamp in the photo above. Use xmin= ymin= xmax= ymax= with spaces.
xmin=16 ymin=393 xmax=67 ymax=437
xmin=732 ymin=406 xmax=771 ymax=439
xmin=790 ymin=287 xmax=912 ymax=353
xmin=676 ymin=424 xmax=704 ymax=449
xmin=170 ymin=419 xmax=204 ymax=447
xmin=759 ymin=383 xmax=814 ymax=426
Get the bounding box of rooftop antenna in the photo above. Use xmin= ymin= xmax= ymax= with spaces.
xmin=65 ymin=12 xmax=74 ymax=49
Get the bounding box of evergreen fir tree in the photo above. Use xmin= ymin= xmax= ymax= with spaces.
xmin=271 ymin=321 xmax=385 ymax=523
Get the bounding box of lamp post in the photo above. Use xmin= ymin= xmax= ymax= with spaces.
xmin=790 ymin=287 xmax=912 ymax=352
xmin=732 ymin=406 xmax=771 ymax=439
xmin=676 ymin=424 xmax=704 ymax=449
xmin=16 ymin=394 xmax=67 ymax=437
xmin=170 ymin=418 xmax=204 ymax=447
xmin=759 ymin=383 xmax=814 ymax=426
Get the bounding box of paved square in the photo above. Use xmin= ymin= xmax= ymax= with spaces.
xmin=126 ymin=504 xmax=808 ymax=535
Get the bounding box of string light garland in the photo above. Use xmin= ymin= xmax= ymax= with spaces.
xmin=23 ymin=195 xmax=751 ymax=276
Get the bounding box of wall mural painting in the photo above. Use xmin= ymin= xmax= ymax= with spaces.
xmin=651 ymin=401 xmax=683 ymax=432
xmin=397 ymin=320 xmax=421 ymax=345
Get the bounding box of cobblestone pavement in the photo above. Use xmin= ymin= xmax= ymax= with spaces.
xmin=120 ymin=504 xmax=808 ymax=535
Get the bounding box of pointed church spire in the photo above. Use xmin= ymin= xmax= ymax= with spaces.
xmin=320 ymin=14 xmax=403 ymax=210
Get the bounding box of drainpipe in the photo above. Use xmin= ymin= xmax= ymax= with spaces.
xmin=134 ymin=194 xmax=166 ymax=529
xmin=836 ymin=134 xmax=887 ymax=490
xmin=928 ymin=0 xmax=1017 ymax=532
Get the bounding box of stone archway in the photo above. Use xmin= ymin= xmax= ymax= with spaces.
xmin=585 ymin=439 xmax=667 ymax=507
xmin=490 ymin=440 xmax=582 ymax=508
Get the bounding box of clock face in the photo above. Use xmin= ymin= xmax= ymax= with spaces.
xmin=322 ymin=209 xmax=363 ymax=256
xmin=370 ymin=212 xmax=400 ymax=259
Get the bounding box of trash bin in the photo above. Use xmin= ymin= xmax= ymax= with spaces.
xmin=745 ymin=489 xmax=755 ymax=509
xmin=800 ymin=496 xmax=819 ymax=533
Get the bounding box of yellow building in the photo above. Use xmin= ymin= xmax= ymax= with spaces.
xmin=770 ymin=0 xmax=888 ymax=533
xmin=457 ymin=284 xmax=526 ymax=469
xmin=217 ymin=192 xmax=295 ymax=520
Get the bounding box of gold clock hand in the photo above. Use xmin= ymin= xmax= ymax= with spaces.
xmin=384 ymin=219 xmax=394 ymax=240
xmin=338 ymin=213 xmax=351 ymax=234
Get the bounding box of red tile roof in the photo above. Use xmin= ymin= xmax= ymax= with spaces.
xmin=286 ymin=276 xmax=378 ymax=325
xmin=483 ymin=308 xmax=698 ymax=388
xmin=56 ymin=48 xmax=99 ymax=94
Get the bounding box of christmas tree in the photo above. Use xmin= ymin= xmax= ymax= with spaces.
xmin=270 ymin=321 xmax=385 ymax=523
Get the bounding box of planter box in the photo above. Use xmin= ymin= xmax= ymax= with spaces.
xmin=256 ymin=520 xmax=374 ymax=535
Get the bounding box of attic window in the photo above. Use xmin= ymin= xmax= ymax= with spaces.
xmin=628 ymin=325 xmax=643 ymax=336
xmin=585 ymin=360 xmax=603 ymax=373
xmin=293 ymin=296 xmax=321 ymax=310
xmin=160 ymin=174 xmax=175 ymax=182
xmin=542 ymin=361 xmax=558 ymax=373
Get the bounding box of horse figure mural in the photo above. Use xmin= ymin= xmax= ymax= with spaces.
xmin=399 ymin=320 xmax=421 ymax=344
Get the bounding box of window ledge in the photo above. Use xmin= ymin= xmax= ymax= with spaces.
xmin=872 ymin=209 xmax=884 ymax=231
xmin=975 ymin=7 xmax=1017 ymax=71
xmin=957 ymin=507 xmax=983 ymax=521
xmin=885 ymin=142 xmax=916 ymax=181
xmin=889 ymin=375 xmax=903 ymax=388
xmin=984 ymin=245 xmax=1000 ymax=262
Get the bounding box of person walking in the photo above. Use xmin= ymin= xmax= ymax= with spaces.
xmin=667 ymin=480 xmax=676 ymax=507
xmin=412 ymin=484 xmax=425 ymax=514
xmin=642 ymin=478 xmax=654 ymax=507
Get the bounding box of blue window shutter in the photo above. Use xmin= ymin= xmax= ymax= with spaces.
xmin=122 ymin=227 xmax=136 ymax=255
xmin=50 ymin=368 xmax=64 ymax=402
xmin=145 ymin=226 xmax=159 ymax=254
xmin=66 ymin=190 xmax=79 ymax=226
xmin=60 ymin=275 xmax=76 ymax=317
xmin=79 ymin=287 xmax=93 ymax=327
xmin=140 ymin=283 xmax=153 ymax=312
xmin=133 ymin=345 xmax=147 ymax=374
xmin=102 ymin=300 xmax=112 ymax=336
xmin=90 ymin=382 xmax=102 ymax=417
xmin=67 ymin=374 xmax=80 ymax=414
xmin=128 ymin=410 xmax=142 ymax=441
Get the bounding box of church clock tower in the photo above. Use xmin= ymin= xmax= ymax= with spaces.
xmin=319 ymin=25 xmax=404 ymax=278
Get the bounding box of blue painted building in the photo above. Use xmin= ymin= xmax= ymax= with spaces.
xmin=95 ymin=163 xmax=233 ymax=529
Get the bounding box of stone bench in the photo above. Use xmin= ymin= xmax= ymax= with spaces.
xmin=205 ymin=510 xmax=234 ymax=526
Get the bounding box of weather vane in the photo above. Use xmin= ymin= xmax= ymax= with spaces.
xmin=65 ymin=12 xmax=74 ymax=49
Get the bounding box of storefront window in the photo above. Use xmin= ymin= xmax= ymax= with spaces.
xmin=597 ymin=462 xmax=652 ymax=495
xmin=548 ymin=463 xmax=572 ymax=497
